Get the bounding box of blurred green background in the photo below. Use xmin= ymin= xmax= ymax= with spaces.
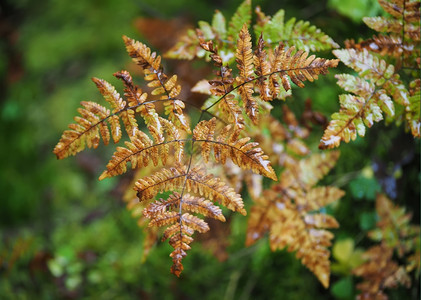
xmin=0 ymin=0 xmax=419 ymax=299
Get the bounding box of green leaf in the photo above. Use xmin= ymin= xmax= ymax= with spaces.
xmin=198 ymin=21 xmax=215 ymax=39
xmin=333 ymin=238 xmax=354 ymax=263
xmin=349 ymin=175 xmax=381 ymax=200
xmin=359 ymin=212 xmax=377 ymax=230
xmin=227 ymin=0 xmax=251 ymax=40
xmin=212 ymin=10 xmax=226 ymax=39
xmin=331 ymin=276 xmax=354 ymax=299
xmin=328 ymin=0 xmax=382 ymax=23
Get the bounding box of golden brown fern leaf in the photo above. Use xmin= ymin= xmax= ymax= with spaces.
xmin=236 ymin=24 xmax=258 ymax=124
xmin=193 ymin=118 xmax=277 ymax=181
xmin=246 ymin=151 xmax=344 ymax=288
xmin=364 ymin=0 xmax=420 ymax=40
xmin=345 ymin=0 xmax=420 ymax=70
xmin=53 ymin=78 xmax=138 ymax=159
xmin=352 ymin=194 xmax=420 ymax=299
xmin=196 ymin=35 xmax=245 ymax=129
xmin=99 ymin=118 xmax=185 ymax=180
xmin=353 ymin=244 xmax=410 ymax=300
xmin=345 ymin=35 xmax=408 ymax=57
xmin=269 ymin=43 xmax=339 ymax=93
xmin=199 ymin=28 xmax=338 ymax=126
xmin=130 ymin=166 xmax=246 ymax=275
xmin=368 ymin=194 xmax=420 ymax=258
xmin=253 ymin=34 xmax=272 ymax=101
xmin=123 ymin=35 xmax=190 ymax=132
xmin=114 ymin=70 xmax=164 ymax=143
xmin=134 ymin=166 xmax=246 ymax=215
xmin=143 ymin=192 xmax=215 ymax=276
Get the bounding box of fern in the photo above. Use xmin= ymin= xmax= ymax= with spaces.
xmin=353 ymin=194 xmax=420 ymax=299
xmin=321 ymin=0 xmax=421 ymax=149
xmin=246 ymin=151 xmax=345 ymax=288
xmin=165 ymin=0 xmax=339 ymax=66
xmin=254 ymin=6 xmax=339 ymax=51
xmin=54 ymin=1 xmax=340 ymax=281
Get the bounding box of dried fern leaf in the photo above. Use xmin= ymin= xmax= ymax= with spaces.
xmin=268 ymin=200 xmax=338 ymax=289
xmin=133 ymin=166 xmax=246 ymax=215
xmin=53 ymin=101 xmax=111 ymax=159
xmin=142 ymin=191 xmax=224 ymax=275
xmin=353 ymin=244 xmax=408 ymax=300
xmin=253 ymin=34 xmax=272 ymax=101
xmin=196 ymin=37 xmax=246 ymax=128
xmin=193 ymin=118 xmax=277 ymax=181
xmin=100 ymin=119 xmax=185 ymax=180
xmin=295 ymin=151 xmax=340 ymax=187
xmin=94 ymin=77 xmax=137 ymax=137
xmin=345 ymin=34 xmax=420 ymax=60
xmin=353 ymin=193 xmax=420 ymax=298
xmin=114 ymin=70 xmax=164 ymax=143
xmin=363 ymin=16 xmax=420 ymax=40
xmin=165 ymin=29 xmax=200 ymax=60
xmin=269 ymin=43 xmax=339 ymax=97
xmin=133 ymin=165 xmax=246 ymax=276
xmin=187 ymin=167 xmax=246 ymax=215
xmin=236 ymin=24 xmax=258 ymax=124
xmin=246 ymin=151 xmax=343 ymax=288
xmin=368 ymin=194 xmax=420 ymax=257
xmin=53 ymin=77 xmax=139 ymax=159
xmin=123 ymin=35 xmax=190 ymax=132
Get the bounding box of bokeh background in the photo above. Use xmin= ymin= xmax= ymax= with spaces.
xmin=0 ymin=0 xmax=419 ymax=299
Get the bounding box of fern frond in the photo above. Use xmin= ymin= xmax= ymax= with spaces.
xmin=368 ymin=194 xmax=420 ymax=257
xmin=197 ymin=37 xmax=245 ymax=128
xmin=246 ymin=151 xmax=343 ymax=288
xmin=227 ymin=0 xmax=251 ymax=41
xmin=193 ymin=118 xmax=277 ymax=181
xmin=268 ymin=199 xmax=338 ymax=289
xmin=142 ymin=191 xmax=225 ymax=275
xmin=53 ymin=77 xmax=139 ymax=159
xmin=165 ymin=29 xmax=199 ymax=60
xmin=291 ymin=151 xmax=340 ymax=187
xmin=99 ymin=119 xmax=185 ymax=180
xmin=133 ymin=166 xmax=245 ymax=215
xmin=236 ymin=24 xmax=258 ymax=124
xmin=346 ymin=34 xmax=405 ymax=57
xmin=353 ymin=244 xmax=409 ymax=300
xmin=353 ymin=193 xmax=420 ymax=299
xmin=212 ymin=10 xmax=227 ymax=40
xmin=320 ymin=49 xmax=411 ymax=149
xmin=270 ymin=43 xmax=339 ymax=93
xmin=406 ymin=79 xmax=421 ymax=137
xmin=123 ymin=35 xmax=190 ymax=132
xmin=253 ymin=34 xmax=272 ymax=101
xmin=363 ymin=14 xmax=420 ymax=40
xmin=114 ymin=70 xmax=164 ymax=143
xmin=187 ymin=167 xmax=246 ymax=215
xmin=132 ymin=166 xmax=245 ymax=276
xmin=254 ymin=7 xmax=339 ymax=52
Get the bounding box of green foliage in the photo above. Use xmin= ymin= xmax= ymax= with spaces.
xmin=328 ymin=0 xmax=382 ymax=23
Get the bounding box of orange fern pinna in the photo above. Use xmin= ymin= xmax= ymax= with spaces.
xmin=54 ymin=3 xmax=339 ymax=279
